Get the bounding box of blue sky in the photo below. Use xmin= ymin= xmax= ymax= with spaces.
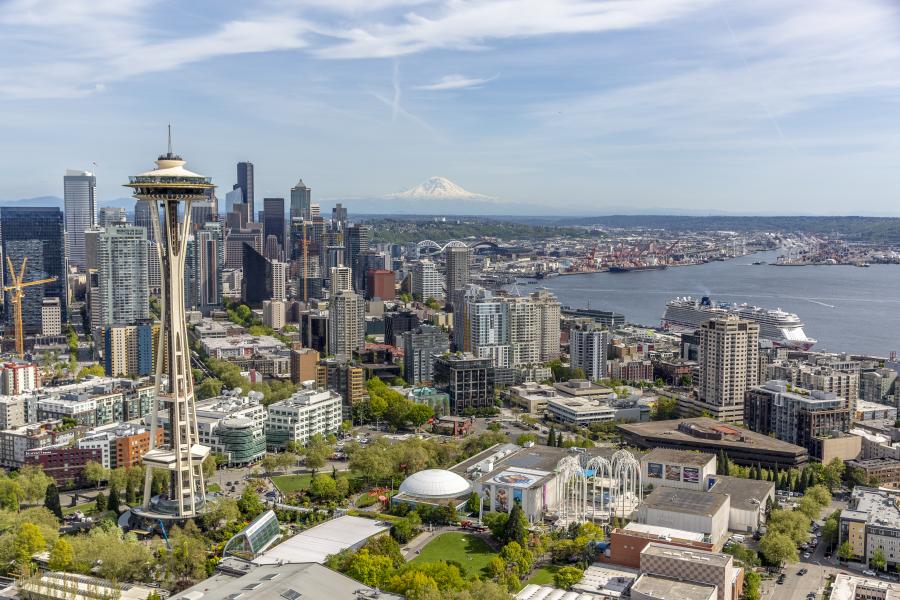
xmin=2 ymin=0 xmax=900 ymax=215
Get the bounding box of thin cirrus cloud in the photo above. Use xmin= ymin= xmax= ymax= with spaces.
xmin=415 ymin=74 xmax=497 ymax=91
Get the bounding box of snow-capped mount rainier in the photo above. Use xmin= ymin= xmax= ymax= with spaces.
xmin=386 ymin=176 xmax=497 ymax=201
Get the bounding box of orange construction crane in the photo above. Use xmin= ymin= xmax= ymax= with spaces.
xmin=3 ymin=257 xmax=57 ymax=359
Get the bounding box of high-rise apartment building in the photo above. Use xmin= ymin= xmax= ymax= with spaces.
xmin=384 ymin=310 xmax=420 ymax=347
xmin=412 ymin=259 xmax=443 ymax=301
xmin=530 ymin=289 xmax=561 ymax=362
xmin=356 ymin=250 xmax=385 ymax=294
xmin=445 ymin=246 xmax=472 ymax=308
xmin=104 ymin=323 xmax=154 ymax=378
xmin=330 ymin=266 xmax=352 ymax=294
xmin=332 ymin=203 xmax=348 ymax=229
xmin=456 ymin=286 xmax=510 ymax=368
xmin=271 ymin=260 xmax=287 ymax=301
xmin=290 ymin=179 xmax=311 ymax=221
xmin=263 ymin=300 xmax=286 ymax=329
xmin=1 ymin=207 xmax=67 ymax=333
xmin=236 ymin=161 xmax=254 ymax=221
xmin=191 ymin=221 xmax=224 ymax=312
xmin=63 ymin=169 xmax=97 ymax=269
xmin=328 ymin=289 xmax=365 ymax=357
xmin=262 ymin=197 xmax=285 ymax=253
xmin=290 ymin=347 xmax=319 ymax=384
xmin=697 ymin=316 xmax=760 ymax=423
xmin=505 ymin=295 xmax=541 ymax=367
xmin=403 ymin=325 xmax=450 ymax=385
xmin=41 ymin=298 xmax=62 ymax=336
xmin=97 ymin=225 xmax=149 ymax=328
xmin=569 ymin=324 xmax=609 ymax=381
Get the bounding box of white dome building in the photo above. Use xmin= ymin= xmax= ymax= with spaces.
xmin=395 ymin=469 xmax=472 ymax=510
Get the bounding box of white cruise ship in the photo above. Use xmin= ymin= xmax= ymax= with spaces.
xmin=662 ymin=296 xmax=816 ymax=350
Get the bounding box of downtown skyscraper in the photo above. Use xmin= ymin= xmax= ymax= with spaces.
xmin=290 ymin=179 xmax=311 ymax=221
xmin=97 ymin=225 xmax=150 ymax=328
xmin=237 ymin=161 xmax=254 ymax=222
xmin=0 ymin=207 xmax=67 ymax=333
xmin=63 ymin=169 xmax=97 ymax=269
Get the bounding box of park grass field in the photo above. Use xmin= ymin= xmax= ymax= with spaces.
xmin=411 ymin=532 xmax=494 ymax=578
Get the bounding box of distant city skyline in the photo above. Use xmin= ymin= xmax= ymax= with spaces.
xmin=1 ymin=1 xmax=900 ymax=215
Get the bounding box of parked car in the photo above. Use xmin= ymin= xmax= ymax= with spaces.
xmin=798 ymin=568 xmax=808 ymax=576
xmin=777 ymin=574 xmax=786 ymax=584
xmin=863 ymin=570 xmax=877 ymax=577
xmin=803 ymin=553 xmax=811 ymax=559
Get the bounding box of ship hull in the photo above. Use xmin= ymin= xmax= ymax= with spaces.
xmin=608 ymin=265 xmax=668 ymax=273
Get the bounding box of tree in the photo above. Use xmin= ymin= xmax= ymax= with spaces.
xmin=95 ymin=492 xmax=107 ymax=512
xmin=797 ymin=496 xmax=821 ymax=520
xmin=305 ymin=433 xmax=332 ymax=475
xmin=43 ymin=484 xmax=62 ymax=521
xmin=0 ymin=477 xmax=22 ymax=511
xmin=547 ymin=428 xmax=556 ymax=447
xmin=83 ymin=461 xmax=108 ymax=489
xmin=821 ymin=510 xmax=840 ymax=550
xmin=408 ymin=404 xmax=434 ymax=430
xmin=502 ymin=503 xmax=528 ymax=547
xmin=554 ymin=566 xmax=584 ymax=589
xmin=48 ymin=538 xmax=74 ymax=571
xmin=16 ymin=465 xmax=53 ymax=505
xmin=79 ymin=363 xmax=105 ymax=378
xmin=107 ymin=485 xmax=121 ymax=515
xmin=196 ymin=377 xmax=224 ymax=400
xmin=467 ymin=491 xmax=481 ymax=515
xmin=392 ymin=513 xmax=422 ymax=544
xmin=651 ymin=396 xmax=678 ymax=420
xmin=516 ymin=433 xmax=537 ymax=446
xmin=824 ymin=458 xmax=845 ymax=492
xmin=767 ymin=508 xmax=811 ymax=545
xmin=759 ymin=532 xmax=798 ymax=567
xmin=238 ymin=488 xmax=264 ymax=520
xmin=805 ymin=484 xmax=832 ymax=509
xmin=872 ymin=547 xmax=887 ymax=571
xmin=346 ymin=549 xmax=395 ymax=589
xmin=14 ymin=522 xmax=45 ymax=569
xmin=499 ymin=542 xmax=532 ymax=578
xmin=838 ymin=540 xmax=854 ymax=562
xmin=743 ymin=570 xmax=761 ymax=600
xmin=310 ymin=474 xmax=339 ymax=501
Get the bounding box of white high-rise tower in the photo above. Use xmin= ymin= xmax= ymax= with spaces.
xmin=126 ymin=131 xmax=212 ymax=518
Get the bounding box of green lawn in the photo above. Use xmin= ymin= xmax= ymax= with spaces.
xmin=411 ymin=532 xmax=494 ymax=577
xmin=207 ymin=483 xmax=222 ymax=493
xmin=271 ymin=474 xmax=313 ymax=493
xmin=63 ymin=502 xmax=96 ymax=516
xmin=523 ymin=565 xmax=562 ymax=587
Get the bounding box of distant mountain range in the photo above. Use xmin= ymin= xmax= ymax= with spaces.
xmin=0 ymin=196 xmax=136 ymax=211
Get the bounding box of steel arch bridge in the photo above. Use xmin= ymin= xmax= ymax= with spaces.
xmin=414 ymin=239 xmax=501 ymax=256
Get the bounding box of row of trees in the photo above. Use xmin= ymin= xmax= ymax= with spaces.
xmin=359 ymin=377 xmax=434 ymax=431
xmin=757 ymin=484 xmax=832 ymax=567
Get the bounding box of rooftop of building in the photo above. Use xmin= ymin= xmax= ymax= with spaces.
xmin=0 ymin=375 xmax=151 ymax=402
xmin=829 ymin=573 xmax=900 ymax=600
xmin=841 ymin=487 xmax=900 ymax=528
xmin=630 ymin=573 xmax=717 ymax=600
xmin=618 ymin=417 xmax=809 ymax=457
xmin=553 ymin=379 xmax=614 ymax=397
xmin=641 ymin=448 xmax=716 ymax=468
xmin=642 ymin=487 xmax=729 ymax=518
xmin=252 ymin=515 xmax=390 ymax=566
xmin=621 ymin=522 xmax=706 ymax=542
xmin=754 ymin=380 xmax=845 ymax=405
xmin=201 ymin=335 xmax=285 ymax=350
xmin=708 ymin=475 xmax=774 ymax=512
xmin=642 ymin=542 xmax=732 ymax=567
xmin=268 ymin=385 xmax=341 ymax=409
xmin=846 ymin=457 xmax=900 ymax=468
xmin=178 ymin=561 xmax=402 ymax=600
xmin=857 ymin=399 xmax=898 ymax=414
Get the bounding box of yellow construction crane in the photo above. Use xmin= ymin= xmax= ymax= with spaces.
xmin=3 ymin=257 xmax=57 ymax=359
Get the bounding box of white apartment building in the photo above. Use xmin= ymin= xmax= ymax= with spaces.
xmin=698 ymin=316 xmax=759 ymax=423
xmin=263 ymin=300 xmax=286 ymax=329
xmin=41 ymin=298 xmax=62 ymax=336
xmin=412 ymin=259 xmax=443 ymax=301
xmin=272 ymin=260 xmax=288 ymax=301
xmin=266 ymin=386 xmax=342 ymax=449
xmin=570 ymin=325 xmax=609 ymax=381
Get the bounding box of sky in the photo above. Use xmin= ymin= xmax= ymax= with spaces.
xmin=1 ymin=0 xmax=900 ymax=215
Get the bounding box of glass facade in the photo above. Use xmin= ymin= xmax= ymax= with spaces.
xmin=218 ymin=419 xmax=266 ymax=466
xmin=1 ymin=207 xmax=67 ymax=333
xmin=223 ymin=510 xmax=280 ymax=560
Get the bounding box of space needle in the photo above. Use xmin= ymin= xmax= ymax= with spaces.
xmin=126 ymin=129 xmax=212 ymax=519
